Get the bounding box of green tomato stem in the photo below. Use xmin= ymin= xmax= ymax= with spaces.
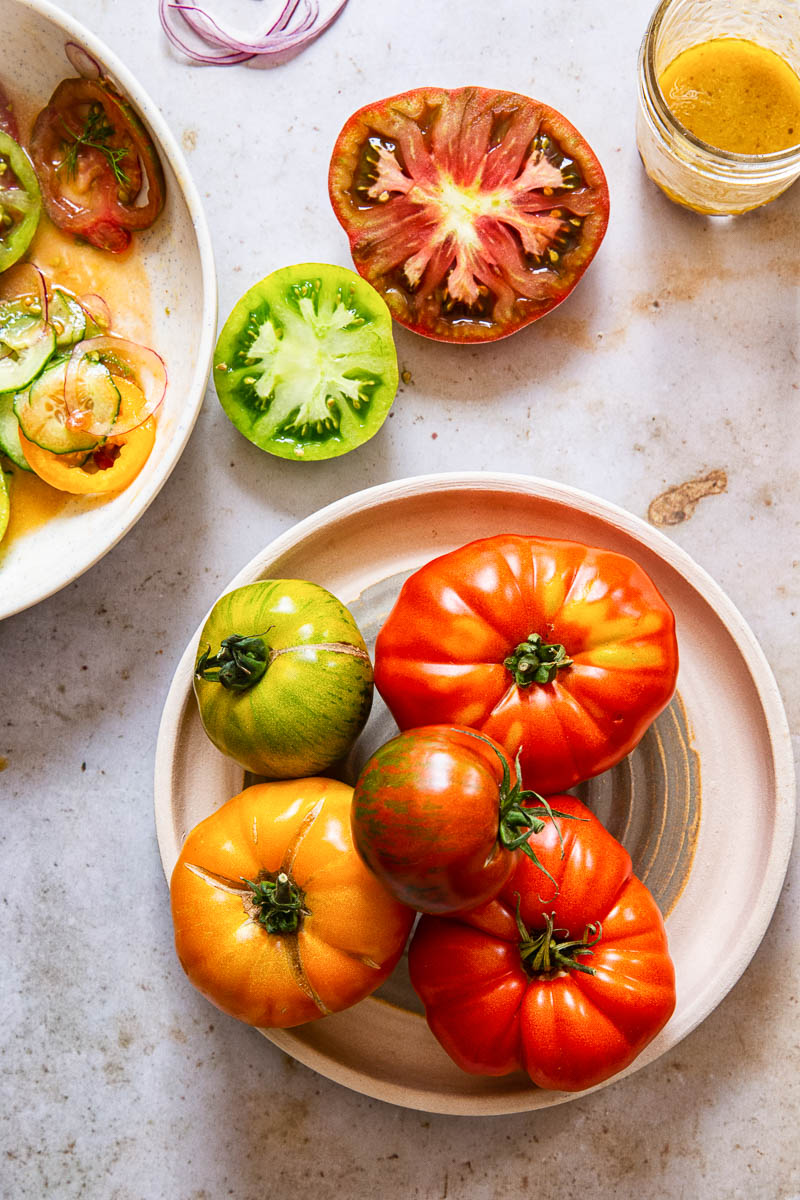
xmin=195 ymin=632 xmax=270 ymax=692
xmin=458 ymin=729 xmax=577 ymax=893
xmin=504 ymin=632 xmax=573 ymax=687
xmin=514 ymin=900 xmax=601 ymax=978
xmin=195 ymin=634 xmax=371 ymax=693
xmin=245 ymin=871 xmax=306 ymax=935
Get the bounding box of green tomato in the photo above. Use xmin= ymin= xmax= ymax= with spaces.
xmin=193 ymin=579 xmax=374 ymax=778
xmin=213 ymin=263 xmax=398 ymax=461
xmin=0 ymin=131 xmax=42 ymax=273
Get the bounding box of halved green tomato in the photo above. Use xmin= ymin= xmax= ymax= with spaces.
xmin=213 ymin=263 xmax=398 ymax=461
xmin=328 ymin=86 xmax=610 ymax=343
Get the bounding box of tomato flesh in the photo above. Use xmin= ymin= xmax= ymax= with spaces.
xmin=214 ymin=263 xmax=398 ymax=461
xmin=329 ymin=86 xmax=610 ymax=342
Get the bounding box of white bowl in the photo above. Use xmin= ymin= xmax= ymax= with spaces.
xmin=155 ymin=473 xmax=795 ymax=1115
xmin=0 ymin=0 xmax=216 ymax=619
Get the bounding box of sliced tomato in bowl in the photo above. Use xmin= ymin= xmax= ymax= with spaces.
xmin=329 ymin=86 xmax=610 ymax=343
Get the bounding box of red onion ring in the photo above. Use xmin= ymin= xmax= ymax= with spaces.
xmin=64 ymin=336 xmax=167 ymax=438
xmin=78 ymin=293 xmax=113 ymax=334
xmin=64 ymin=41 xmax=104 ymax=80
xmin=159 ymin=0 xmax=349 ymax=66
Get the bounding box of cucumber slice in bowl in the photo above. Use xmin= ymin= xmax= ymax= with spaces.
xmin=0 ymin=322 xmax=56 ymax=393
xmin=0 ymin=390 xmax=31 ymax=469
xmin=50 ymin=287 xmax=87 ymax=351
xmin=214 ymin=263 xmax=399 ymax=461
xmin=14 ymin=356 xmax=119 ymax=454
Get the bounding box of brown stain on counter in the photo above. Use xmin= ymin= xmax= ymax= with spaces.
xmin=648 ymin=470 xmax=728 ymax=526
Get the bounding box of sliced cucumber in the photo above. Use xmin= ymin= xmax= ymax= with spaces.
xmin=50 ymin=288 xmax=87 ymax=351
xmin=0 ymin=296 xmax=46 ymax=352
xmin=14 ymin=357 xmax=119 ymax=455
xmin=0 ymin=323 xmax=55 ymax=393
xmin=0 ymin=389 xmax=30 ymax=469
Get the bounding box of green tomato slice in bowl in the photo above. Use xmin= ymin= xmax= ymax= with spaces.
xmin=193 ymin=579 xmax=374 ymax=778
xmin=213 ymin=263 xmax=398 ymax=461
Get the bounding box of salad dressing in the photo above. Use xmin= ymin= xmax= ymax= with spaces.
xmin=659 ymin=37 xmax=800 ymax=154
xmin=1 ymin=469 xmax=68 ymax=553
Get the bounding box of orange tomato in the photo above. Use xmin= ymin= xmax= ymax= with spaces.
xmin=170 ymin=778 xmax=415 ymax=1028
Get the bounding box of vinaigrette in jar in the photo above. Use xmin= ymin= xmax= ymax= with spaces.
xmin=659 ymin=37 xmax=800 ymax=154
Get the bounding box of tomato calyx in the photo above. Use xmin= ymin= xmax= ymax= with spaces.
xmin=515 ymin=901 xmax=601 ymax=979
xmin=195 ymin=633 xmax=271 ymax=691
xmin=461 ymin=730 xmax=572 ymax=889
xmin=244 ymin=871 xmax=308 ymax=935
xmin=503 ymin=632 xmax=573 ymax=687
xmin=196 ymin=630 xmax=372 ymax=693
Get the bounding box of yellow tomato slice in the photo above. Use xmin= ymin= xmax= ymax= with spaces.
xmin=19 ymin=414 xmax=156 ymax=494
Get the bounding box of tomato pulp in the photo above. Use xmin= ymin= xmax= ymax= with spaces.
xmin=329 ymin=86 xmax=610 ymax=342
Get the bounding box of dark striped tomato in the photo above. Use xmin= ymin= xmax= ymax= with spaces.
xmin=329 ymin=86 xmax=609 ymax=342
xmin=351 ymin=725 xmax=562 ymax=914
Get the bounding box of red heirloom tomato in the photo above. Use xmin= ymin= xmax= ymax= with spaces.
xmin=30 ymin=77 xmax=165 ymax=253
xmin=351 ymin=725 xmax=567 ymax=914
xmin=171 ymin=778 xmax=415 ymax=1028
xmin=328 ymin=86 xmax=609 ymax=342
xmin=409 ymin=795 xmax=676 ymax=1091
xmin=374 ymin=535 xmax=678 ymax=795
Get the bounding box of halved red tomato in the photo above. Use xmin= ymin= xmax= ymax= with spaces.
xmin=30 ymin=77 xmax=165 ymax=253
xmin=328 ymin=86 xmax=610 ymax=343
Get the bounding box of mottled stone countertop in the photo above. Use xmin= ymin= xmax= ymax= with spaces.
xmin=2 ymin=1 xmax=798 ymax=1197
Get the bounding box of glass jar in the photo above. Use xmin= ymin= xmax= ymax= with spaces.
xmin=636 ymin=0 xmax=800 ymax=214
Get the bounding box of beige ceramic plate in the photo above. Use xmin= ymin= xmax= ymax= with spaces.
xmin=154 ymin=473 xmax=795 ymax=1115
xmin=0 ymin=0 xmax=216 ymax=619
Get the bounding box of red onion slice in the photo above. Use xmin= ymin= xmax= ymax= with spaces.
xmin=64 ymin=336 xmax=167 ymax=438
xmin=0 ymin=262 xmax=49 ymax=351
xmin=159 ymin=0 xmax=348 ymax=65
xmin=78 ymin=293 xmax=112 ymax=334
xmin=64 ymin=41 xmax=104 ymax=80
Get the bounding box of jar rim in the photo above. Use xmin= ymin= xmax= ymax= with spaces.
xmin=640 ymin=0 xmax=800 ymax=166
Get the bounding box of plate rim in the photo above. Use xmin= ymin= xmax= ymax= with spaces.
xmin=0 ymin=0 xmax=218 ymax=620
xmin=154 ymin=471 xmax=796 ymax=1114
